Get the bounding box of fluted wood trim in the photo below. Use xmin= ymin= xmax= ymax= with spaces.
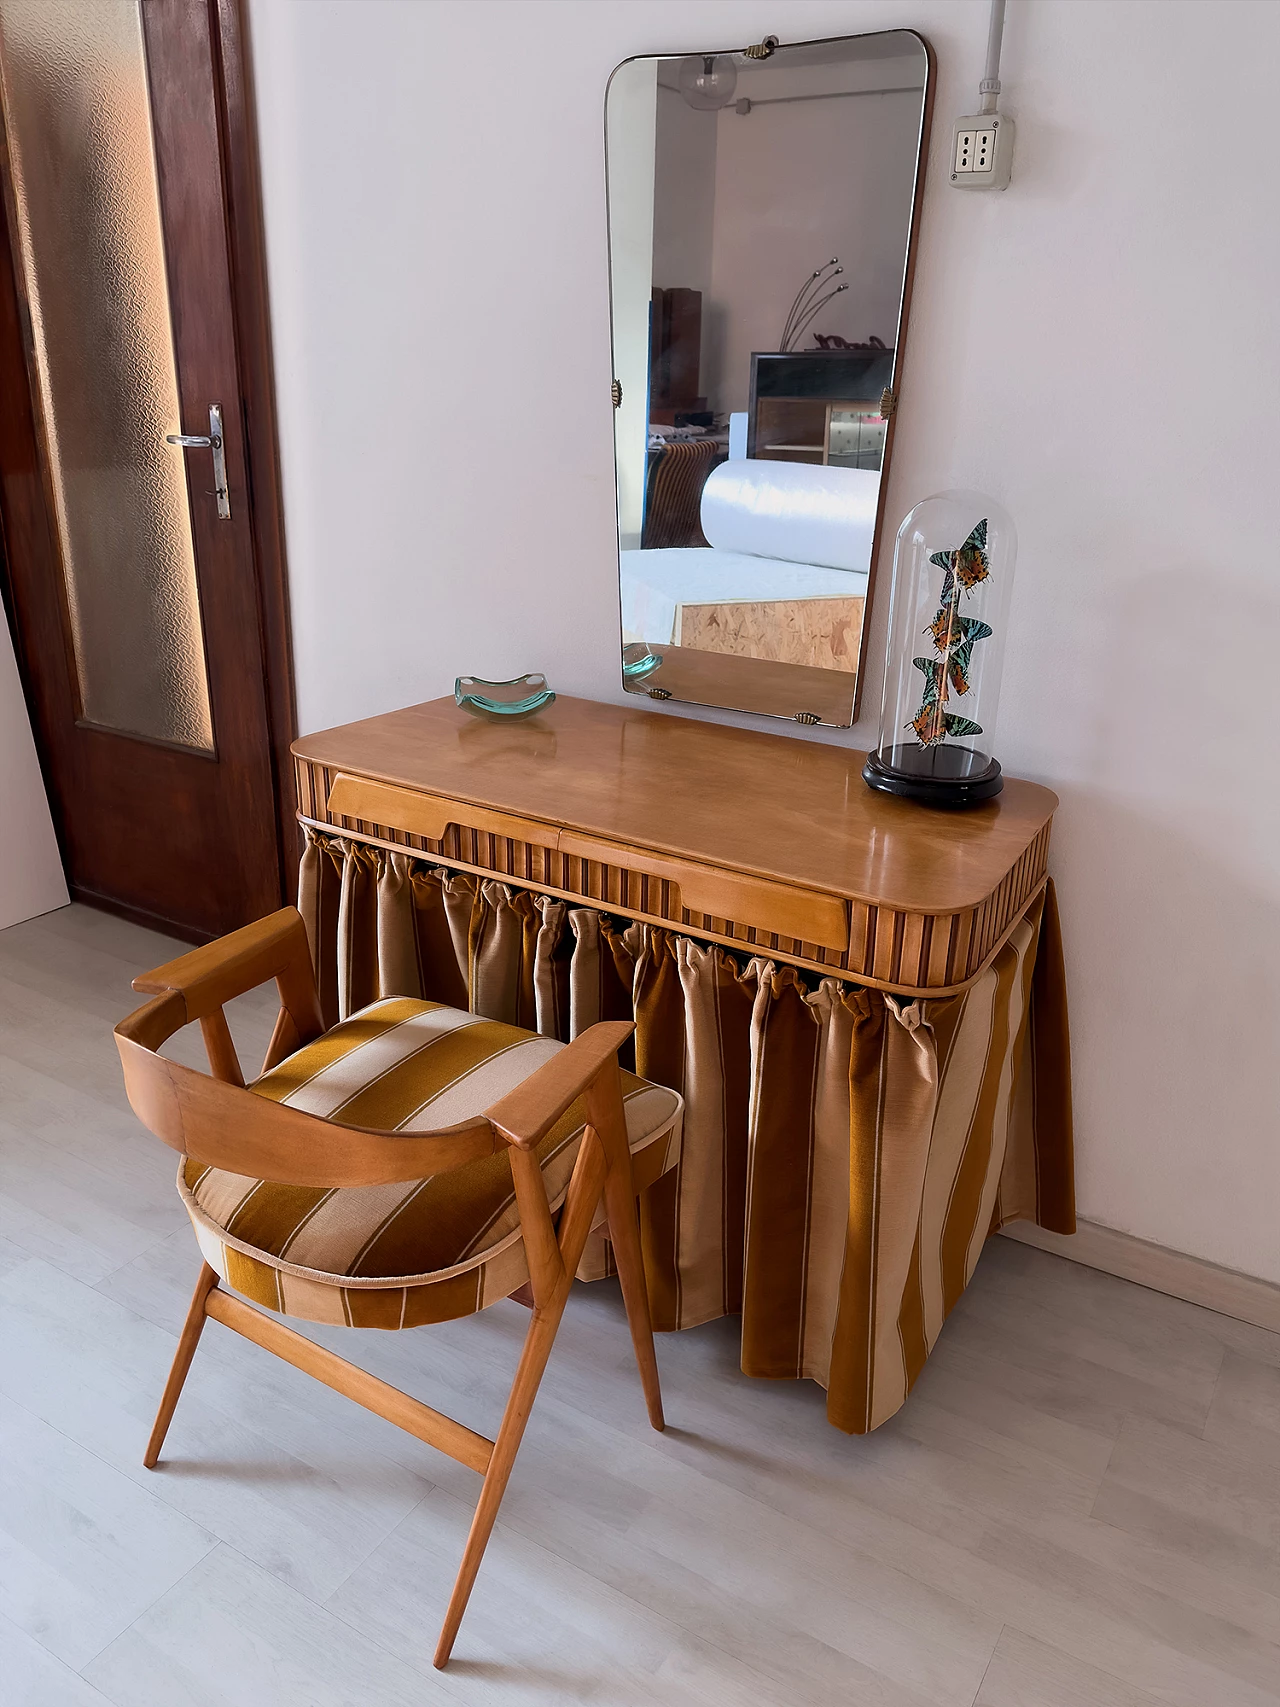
xmin=297 ymin=771 xmax=1048 ymax=998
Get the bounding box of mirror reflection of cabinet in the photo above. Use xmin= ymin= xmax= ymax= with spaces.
xmin=649 ymin=287 xmax=706 ymax=422
xmin=607 ymin=31 xmax=933 ymax=727
xmin=749 ymin=351 xmax=894 ymax=471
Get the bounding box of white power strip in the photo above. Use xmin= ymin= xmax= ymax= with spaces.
xmin=950 ymin=112 xmax=1015 ymax=191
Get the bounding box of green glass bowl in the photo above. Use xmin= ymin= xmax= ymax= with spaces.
xmin=621 ymin=643 xmax=663 ymax=682
xmin=454 ymin=673 xmax=556 ymax=717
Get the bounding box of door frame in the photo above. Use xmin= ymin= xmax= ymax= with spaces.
xmin=0 ymin=0 xmax=297 ymax=932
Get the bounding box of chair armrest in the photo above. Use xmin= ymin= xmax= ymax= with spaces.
xmin=484 ymin=1021 xmax=635 ymax=1151
xmin=131 ymin=906 xmax=319 ymax=1030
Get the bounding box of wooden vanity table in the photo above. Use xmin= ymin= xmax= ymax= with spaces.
xmin=292 ymin=695 xmax=1073 ymax=1434
xmin=293 ymin=694 xmax=1055 ymax=998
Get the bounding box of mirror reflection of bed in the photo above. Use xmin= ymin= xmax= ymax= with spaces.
xmin=621 ymin=458 xmax=876 ymax=676
xmin=607 ymin=31 xmax=929 ymax=723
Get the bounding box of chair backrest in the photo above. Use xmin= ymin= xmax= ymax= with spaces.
xmin=114 ymin=907 xmax=498 ymax=1188
xmin=641 ymin=439 xmax=724 ymax=550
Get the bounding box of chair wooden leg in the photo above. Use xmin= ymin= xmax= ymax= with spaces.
xmin=601 ymin=1161 xmax=664 ymax=1431
xmin=587 ymin=1074 xmax=665 ymax=1432
xmin=435 ymin=1125 xmax=611 ymax=1668
xmin=433 ymin=1293 xmax=566 ymax=1669
xmin=144 ymin=1261 xmax=219 ymax=1469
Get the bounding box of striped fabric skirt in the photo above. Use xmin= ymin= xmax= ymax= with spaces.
xmin=299 ymin=830 xmax=1074 ymax=1434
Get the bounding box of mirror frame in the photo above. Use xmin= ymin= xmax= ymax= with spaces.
xmin=605 ymin=29 xmax=935 ymax=727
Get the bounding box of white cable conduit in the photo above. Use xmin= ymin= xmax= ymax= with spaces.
xmin=980 ymin=0 xmax=1007 ymax=114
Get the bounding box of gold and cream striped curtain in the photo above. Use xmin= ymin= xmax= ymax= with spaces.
xmin=298 ymin=829 xmax=1074 ymax=1433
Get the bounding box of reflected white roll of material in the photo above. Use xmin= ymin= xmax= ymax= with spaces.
xmin=699 ymin=458 xmax=881 ymax=572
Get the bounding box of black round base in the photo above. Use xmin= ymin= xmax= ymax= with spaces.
xmin=862 ymin=745 xmax=1003 ymax=810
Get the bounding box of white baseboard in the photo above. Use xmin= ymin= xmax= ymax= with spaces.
xmin=1000 ymin=1218 xmax=1280 ymax=1336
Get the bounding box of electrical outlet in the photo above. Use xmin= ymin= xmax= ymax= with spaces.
xmin=950 ymin=114 xmax=1014 ymax=190
xmin=953 ymin=128 xmax=991 ymax=173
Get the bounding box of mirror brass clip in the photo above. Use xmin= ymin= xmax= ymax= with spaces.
xmin=880 ymin=387 xmax=897 ymax=420
xmin=793 ymin=711 xmax=821 ymax=725
xmin=743 ymin=36 xmax=778 ymax=59
xmin=648 ymin=687 xmax=673 ymax=700
xmin=611 ymin=379 xmax=623 ymax=409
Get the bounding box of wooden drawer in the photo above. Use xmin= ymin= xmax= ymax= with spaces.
xmin=325 ymin=774 xmax=557 ymax=853
xmin=558 ymin=832 xmax=849 ymax=953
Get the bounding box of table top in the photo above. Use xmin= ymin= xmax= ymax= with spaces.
xmin=293 ymin=694 xmax=1058 ymax=915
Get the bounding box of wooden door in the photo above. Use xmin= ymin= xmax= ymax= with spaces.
xmin=0 ymin=0 xmax=292 ymax=942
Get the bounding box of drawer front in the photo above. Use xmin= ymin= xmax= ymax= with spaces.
xmin=558 ymin=832 xmax=849 ymax=953
xmin=326 ymin=774 xmax=557 ymax=853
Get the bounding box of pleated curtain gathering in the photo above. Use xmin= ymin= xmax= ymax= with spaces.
xmin=298 ymin=828 xmax=1074 ymax=1434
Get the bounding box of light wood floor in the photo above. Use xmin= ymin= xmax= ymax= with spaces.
xmin=1 ymin=903 xmax=1278 ymax=1707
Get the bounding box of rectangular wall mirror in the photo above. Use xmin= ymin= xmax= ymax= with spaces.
xmin=606 ymin=30 xmax=932 ymax=726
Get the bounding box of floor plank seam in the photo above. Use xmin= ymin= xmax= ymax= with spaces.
xmin=318 ymin=1478 xmax=830 ymax=1697
xmin=1087 ymin=1417 xmax=1127 ymax=1519
xmin=89 ymin=1226 xmax=193 ymax=1293
xmin=298 ymin=1479 xmax=443 ymax=1610
xmin=0 ymin=1608 xmax=114 ymax=1704
xmin=2 ymin=1367 xmax=224 ymax=1559
xmin=71 ymin=1544 xmax=222 ymax=1683
xmin=1198 ymin=1341 xmax=1228 ymax=1441
xmin=312 ymin=1504 xmax=688 ymax=1694
xmin=967 ymin=1622 xmax=1004 ymax=1706
xmin=446 ymin=1460 xmax=939 ymax=1695
xmin=536 ymin=1379 xmax=1026 ymax=1623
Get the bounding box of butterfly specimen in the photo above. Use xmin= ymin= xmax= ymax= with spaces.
xmin=908 ymin=519 xmax=992 ymax=748
xmin=925 ymin=611 xmax=993 ymax=694
xmin=910 ymin=657 xmax=985 ymax=746
xmin=929 ymin=517 xmax=990 ymax=597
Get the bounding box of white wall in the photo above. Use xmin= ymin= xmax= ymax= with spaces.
xmin=248 ymin=0 xmax=1280 ymax=1287
xmin=706 ymin=60 xmax=923 ymax=414
xmin=648 ymin=53 xmax=924 ymax=418
xmin=651 ymin=83 xmax=716 ymax=306
xmin=0 ymin=617 xmax=67 ymax=929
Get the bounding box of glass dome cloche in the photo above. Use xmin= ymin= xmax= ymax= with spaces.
xmin=863 ymin=491 xmax=1017 ymax=809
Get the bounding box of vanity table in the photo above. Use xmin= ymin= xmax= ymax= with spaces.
xmin=291 ymin=695 xmax=1073 ymax=1434
xmin=275 ymin=25 xmax=1069 ymax=1441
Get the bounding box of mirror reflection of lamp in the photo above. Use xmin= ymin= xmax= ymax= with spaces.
xmin=780 ymin=260 xmax=848 ymax=352
xmin=678 ymin=54 xmax=738 ymax=111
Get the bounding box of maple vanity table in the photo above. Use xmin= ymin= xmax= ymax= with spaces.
xmin=292 ymin=694 xmax=1073 ymax=1434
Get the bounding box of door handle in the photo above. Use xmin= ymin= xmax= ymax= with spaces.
xmin=166 ymin=403 xmax=231 ymax=520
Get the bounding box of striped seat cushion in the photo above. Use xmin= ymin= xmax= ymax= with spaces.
xmin=180 ymin=998 xmax=683 ymax=1329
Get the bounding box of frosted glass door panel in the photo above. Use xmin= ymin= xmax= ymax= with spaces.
xmin=0 ymin=0 xmax=213 ymax=749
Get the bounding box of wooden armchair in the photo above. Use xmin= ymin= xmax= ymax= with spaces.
xmin=114 ymin=906 xmax=682 ymax=1668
